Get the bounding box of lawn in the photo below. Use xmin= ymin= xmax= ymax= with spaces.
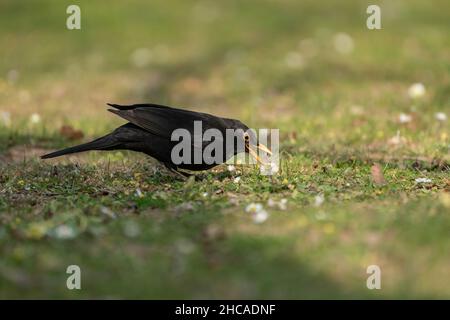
xmin=0 ymin=0 xmax=449 ymax=299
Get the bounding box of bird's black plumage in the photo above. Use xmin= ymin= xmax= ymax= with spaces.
xmin=41 ymin=103 xmax=265 ymax=174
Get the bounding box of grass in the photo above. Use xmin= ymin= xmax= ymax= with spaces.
xmin=0 ymin=0 xmax=449 ymax=299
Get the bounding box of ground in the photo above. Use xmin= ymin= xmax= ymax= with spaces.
xmin=0 ymin=0 xmax=449 ymax=299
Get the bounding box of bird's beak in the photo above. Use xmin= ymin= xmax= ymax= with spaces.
xmin=257 ymin=143 xmax=272 ymax=156
xmin=247 ymin=143 xmax=272 ymax=164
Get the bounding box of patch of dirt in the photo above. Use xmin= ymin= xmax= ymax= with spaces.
xmin=0 ymin=145 xmax=92 ymax=164
xmin=0 ymin=145 xmax=49 ymax=163
xmin=305 ymin=148 xmax=450 ymax=172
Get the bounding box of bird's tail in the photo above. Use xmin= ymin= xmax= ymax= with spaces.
xmin=41 ymin=134 xmax=119 ymax=159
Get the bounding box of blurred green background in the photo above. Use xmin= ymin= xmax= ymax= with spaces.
xmin=0 ymin=0 xmax=449 ymax=299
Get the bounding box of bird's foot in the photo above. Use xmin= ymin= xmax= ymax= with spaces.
xmin=163 ymin=163 xmax=192 ymax=181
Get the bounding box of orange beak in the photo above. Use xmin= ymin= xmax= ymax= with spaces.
xmin=247 ymin=143 xmax=272 ymax=164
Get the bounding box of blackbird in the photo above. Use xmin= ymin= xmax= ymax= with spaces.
xmin=41 ymin=103 xmax=271 ymax=175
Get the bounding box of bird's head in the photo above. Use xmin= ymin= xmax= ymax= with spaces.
xmin=227 ymin=120 xmax=272 ymax=164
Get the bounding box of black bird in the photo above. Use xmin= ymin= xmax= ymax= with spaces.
xmin=41 ymin=103 xmax=271 ymax=175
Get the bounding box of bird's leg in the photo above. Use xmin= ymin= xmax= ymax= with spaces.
xmin=163 ymin=163 xmax=190 ymax=180
xmin=176 ymin=169 xmax=192 ymax=178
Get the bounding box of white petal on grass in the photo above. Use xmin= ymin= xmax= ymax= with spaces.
xmin=233 ymin=176 xmax=241 ymax=183
xmin=435 ymin=112 xmax=447 ymax=122
xmin=408 ymin=83 xmax=426 ymax=99
xmin=100 ymin=206 xmax=117 ymax=219
xmin=333 ymin=33 xmax=354 ymax=55
xmin=202 ymin=192 xmax=209 ymax=198
xmin=388 ymin=130 xmax=405 ymax=146
xmin=123 ymin=221 xmax=140 ymax=238
xmin=174 ymin=202 xmax=194 ymax=212
xmin=278 ymin=198 xmax=288 ymax=210
xmin=29 ymin=113 xmax=41 ymax=124
xmin=130 ymin=48 xmax=152 ymax=68
xmin=53 ymin=225 xmax=76 ymax=240
xmin=227 ymin=165 xmax=236 ymax=172
xmin=415 ymin=178 xmax=432 ymax=183
xmin=245 ymin=203 xmax=263 ymax=214
xmin=267 ymin=198 xmax=287 ymax=210
xmin=135 ymin=188 xmax=144 ymax=198
xmin=398 ymin=113 xmax=412 ymax=124
xmin=260 ymin=162 xmax=279 ymax=175
xmin=0 ymin=111 xmax=11 ymax=127
xmin=267 ymin=198 xmax=276 ymax=207
xmin=252 ymin=210 xmax=269 ymax=224
xmin=271 ymin=162 xmax=279 ymax=173
xmin=284 ymin=51 xmax=305 ymax=69
xmin=350 ymin=105 xmax=364 ymax=115
xmin=260 ymin=165 xmax=269 ymax=175
xmin=314 ymin=194 xmax=325 ymax=207
xmin=315 ymin=211 xmax=328 ymax=221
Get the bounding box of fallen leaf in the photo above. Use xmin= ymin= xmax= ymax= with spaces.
xmin=288 ymin=131 xmax=297 ymax=143
xmin=60 ymin=125 xmax=84 ymax=140
xmin=371 ymin=163 xmax=386 ymax=186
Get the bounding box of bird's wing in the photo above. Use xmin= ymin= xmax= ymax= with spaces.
xmin=107 ymin=103 xmax=174 ymax=111
xmin=107 ymin=104 xmax=226 ymax=147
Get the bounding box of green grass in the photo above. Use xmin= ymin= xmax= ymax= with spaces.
xmin=0 ymin=0 xmax=449 ymax=299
